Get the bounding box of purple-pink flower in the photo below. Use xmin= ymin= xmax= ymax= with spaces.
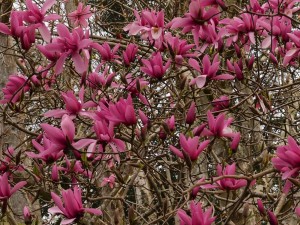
xmin=0 ymin=173 xmax=27 ymax=200
xmin=24 ymin=0 xmax=61 ymax=42
xmin=68 ymin=2 xmax=92 ymax=28
xmin=272 ymin=136 xmax=300 ymax=179
xmin=124 ymin=9 xmax=165 ymax=41
xmin=216 ymin=163 xmax=247 ymax=190
xmin=189 ymin=54 xmax=234 ymax=88
xmin=101 ymin=174 xmax=116 ymax=188
xmin=97 ymin=95 xmax=137 ymax=126
xmin=177 ymin=201 xmax=215 ymax=225
xmin=39 ymin=24 xmax=92 ymax=74
xmin=0 ymin=74 xmax=31 ymax=104
xmin=169 ymin=134 xmax=210 ymax=161
xmin=44 ymin=88 xmax=96 ymax=118
xmin=141 ymin=52 xmax=171 ymax=80
xmin=49 ymin=186 xmax=102 ymax=224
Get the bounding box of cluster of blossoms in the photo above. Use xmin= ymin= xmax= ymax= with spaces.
xmin=1 ymin=0 xmax=300 ymax=224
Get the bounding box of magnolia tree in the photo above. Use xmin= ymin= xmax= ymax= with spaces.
xmin=1 ymin=0 xmax=300 ymax=224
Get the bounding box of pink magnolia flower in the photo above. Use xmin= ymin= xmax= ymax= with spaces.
xmin=169 ymin=134 xmax=210 ymax=161
xmin=164 ymin=33 xmax=195 ymax=65
xmin=271 ymin=136 xmax=300 ymax=179
xmin=94 ymin=120 xmax=125 ymax=163
xmin=0 ymin=11 xmax=37 ymax=50
xmin=39 ymin=115 xmax=95 ymax=159
xmin=24 ymin=0 xmax=61 ymax=42
xmin=68 ymin=3 xmax=92 ymax=28
xmin=226 ymin=59 xmax=244 ymax=80
xmin=124 ymin=9 xmax=165 ymax=41
xmin=0 ymin=173 xmax=27 ymax=200
xmin=97 ymin=95 xmax=137 ymax=126
xmin=165 ymin=115 xmax=175 ymax=132
xmin=0 ymin=74 xmax=30 ymax=104
xmin=140 ymin=52 xmax=171 ymax=80
xmin=169 ymin=0 xmax=220 ymax=47
xmin=216 ymin=163 xmax=247 ymax=190
xmin=186 ymin=102 xmax=196 ymax=125
xmin=123 ymin=43 xmax=138 ymax=66
xmin=57 ymin=157 xmax=92 ymax=182
xmin=220 ymin=14 xmax=259 ymax=48
xmin=201 ymin=111 xmax=240 ymax=150
xmin=44 ymin=88 xmax=96 ymax=118
xmin=49 ymin=186 xmax=102 ymax=224
xmin=101 ymin=174 xmax=116 ymax=188
xmin=23 ymin=206 xmax=32 ymax=224
xmin=40 ymin=24 xmax=92 ymax=74
xmin=189 ymin=54 xmax=234 ymax=88
xmin=125 ymin=74 xmax=149 ymax=105
xmin=211 ymin=95 xmax=230 ymax=112
xmin=27 ymin=135 xmax=64 ymax=163
xmin=177 ymin=201 xmax=215 ymax=225
xmin=258 ymin=16 xmax=291 ymax=52
xmin=87 ymin=66 xmax=116 ymax=89
xmin=283 ymin=31 xmax=300 ymax=66
xmin=92 ymin=42 xmax=120 ymax=63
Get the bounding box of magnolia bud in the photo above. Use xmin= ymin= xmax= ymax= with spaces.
xmin=23 ymin=206 xmax=32 ymax=225
xmin=257 ymin=199 xmax=266 ymax=216
xmin=267 ymin=211 xmax=278 ymax=225
xmin=186 ymin=102 xmax=196 ymax=125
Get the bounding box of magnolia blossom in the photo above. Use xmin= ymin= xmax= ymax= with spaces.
xmin=92 ymin=42 xmax=120 ymax=63
xmin=44 ymin=88 xmax=96 ymax=118
xmin=272 ymin=136 xmax=300 ymax=179
xmin=177 ymin=201 xmax=215 ymax=225
xmin=123 ymin=43 xmax=138 ymax=66
xmin=140 ymin=52 xmax=171 ymax=80
xmin=68 ymin=2 xmax=92 ymax=28
xmin=0 ymin=11 xmax=37 ymax=50
xmin=49 ymin=186 xmax=102 ymax=224
xmin=39 ymin=24 xmax=92 ymax=74
xmin=189 ymin=54 xmax=234 ymax=88
xmin=169 ymin=134 xmax=210 ymax=161
xmin=97 ymin=95 xmax=137 ymax=126
xmin=39 ymin=115 xmax=95 ymax=159
xmin=0 ymin=173 xmax=27 ymax=200
xmin=201 ymin=111 xmax=241 ymax=150
xmin=216 ymin=163 xmax=247 ymax=190
xmin=211 ymin=95 xmax=230 ymax=112
xmin=24 ymin=0 xmax=61 ymax=42
xmin=164 ymin=33 xmax=195 ymax=65
xmin=0 ymin=74 xmax=31 ymax=104
xmin=101 ymin=174 xmax=116 ymax=188
xmin=124 ymin=9 xmax=165 ymax=40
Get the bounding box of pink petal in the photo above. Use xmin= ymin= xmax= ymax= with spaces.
xmin=0 ymin=23 xmax=11 ymax=35
xmin=84 ymin=208 xmax=102 ymax=215
xmin=72 ymin=52 xmax=86 ymax=73
xmin=10 ymin=181 xmax=27 ymax=195
xmin=61 ymin=218 xmax=76 ymax=225
xmin=61 ymin=115 xmax=75 ymax=142
xmin=41 ymin=0 xmax=56 ymax=14
xmin=38 ymin=23 xmax=51 ymax=42
xmin=169 ymin=145 xmax=184 ymax=159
